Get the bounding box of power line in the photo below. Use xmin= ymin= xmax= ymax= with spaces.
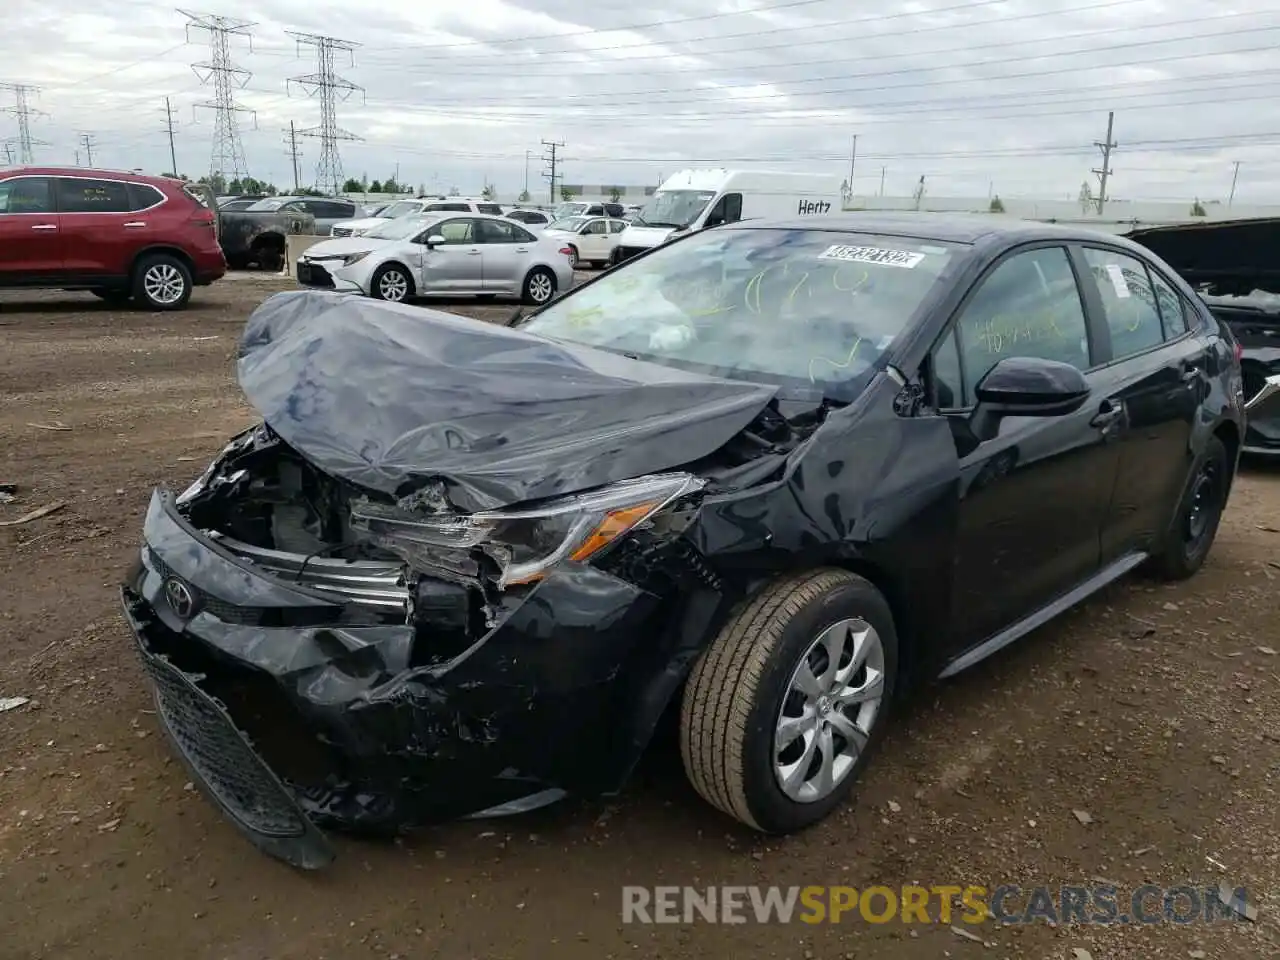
xmin=287 ymin=32 xmax=363 ymax=196
xmin=181 ymin=10 xmax=256 ymax=183
xmin=162 ymin=96 xmax=179 ymax=175
xmin=1093 ymin=111 xmax=1117 ymax=215
xmin=283 ymin=121 xmax=302 ymax=192
xmin=0 ymin=82 xmax=48 ymax=164
xmin=542 ymin=139 xmax=565 ymax=205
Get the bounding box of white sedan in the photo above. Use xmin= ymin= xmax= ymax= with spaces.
xmin=542 ymin=215 xmax=628 ymax=269
xmin=296 ymin=213 xmax=576 ymax=305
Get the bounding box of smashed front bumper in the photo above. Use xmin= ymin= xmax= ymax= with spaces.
xmin=121 ymin=489 xmax=662 ymax=869
xmin=1243 ymin=372 xmax=1280 ymax=455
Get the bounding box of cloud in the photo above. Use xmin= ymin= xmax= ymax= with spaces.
xmin=2 ymin=0 xmax=1280 ymax=203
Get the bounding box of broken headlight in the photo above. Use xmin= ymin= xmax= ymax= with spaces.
xmin=350 ymin=472 xmax=704 ymax=589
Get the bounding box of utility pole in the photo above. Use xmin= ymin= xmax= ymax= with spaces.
xmin=79 ymin=132 xmax=95 ymax=167
xmin=524 ymin=149 xmax=532 ymax=196
xmin=181 ymin=11 xmax=256 ymax=184
xmin=283 ymin=121 xmax=302 ymax=191
xmin=0 ymin=82 xmax=48 ymax=163
xmin=1228 ymin=160 xmax=1241 ymax=207
xmin=1091 ymin=111 xmax=1117 ymax=216
xmin=879 ymin=166 xmax=886 ymax=197
xmin=2 ymin=141 xmax=14 ymax=164
xmin=848 ymin=134 xmax=857 ymax=192
xmin=541 ymin=139 xmax=565 ymax=205
xmin=287 ymin=32 xmax=364 ymax=196
xmin=162 ymin=96 xmax=179 ymax=176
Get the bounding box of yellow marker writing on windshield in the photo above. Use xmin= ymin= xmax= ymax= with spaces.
xmin=832 ymin=267 xmax=869 ymax=293
xmin=807 ymin=336 xmax=864 ymax=384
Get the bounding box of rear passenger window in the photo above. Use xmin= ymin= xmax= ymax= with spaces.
xmin=127 ymin=183 xmax=165 ymax=211
xmin=1148 ymin=269 xmax=1190 ymax=338
xmin=0 ymin=177 xmax=53 ymax=213
xmin=57 ymin=178 xmax=131 ymax=213
xmin=1080 ymin=248 xmax=1164 ymax=358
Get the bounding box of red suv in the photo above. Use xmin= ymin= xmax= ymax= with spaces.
xmin=0 ymin=166 xmax=226 ymax=310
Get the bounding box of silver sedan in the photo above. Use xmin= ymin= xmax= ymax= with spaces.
xmin=295 ymin=213 xmax=577 ymax=305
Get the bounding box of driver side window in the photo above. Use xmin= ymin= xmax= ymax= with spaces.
xmin=435 ymin=218 xmax=475 ymax=244
xmin=583 ymin=220 xmax=607 ymax=235
xmin=932 ymin=246 xmax=1091 ymax=408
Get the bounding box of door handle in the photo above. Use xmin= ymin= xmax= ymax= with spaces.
xmin=1090 ymin=400 xmax=1124 ymax=429
xmin=123 ymin=221 xmax=147 ymax=228
xmin=30 ymin=224 xmax=57 ymax=231
xmin=466 ymin=250 xmax=481 ymax=256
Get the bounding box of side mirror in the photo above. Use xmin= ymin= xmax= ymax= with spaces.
xmin=424 ymin=234 xmax=446 ymax=248
xmin=969 ymin=356 xmax=1090 ymax=442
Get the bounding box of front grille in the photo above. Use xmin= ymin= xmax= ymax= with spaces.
xmin=296 ymin=261 xmax=334 ymax=288
xmin=139 ymin=635 xmax=309 ymax=838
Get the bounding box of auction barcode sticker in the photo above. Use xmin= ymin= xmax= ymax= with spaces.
xmin=818 ymin=244 xmax=925 ymax=268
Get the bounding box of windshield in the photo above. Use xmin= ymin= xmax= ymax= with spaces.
xmin=549 ymin=216 xmax=589 ymax=232
xmin=519 ymin=228 xmax=959 ymax=398
xmin=634 ymin=190 xmax=716 ymax=229
xmin=553 ymin=202 xmax=587 ymax=218
xmin=378 ymin=200 xmax=424 ymax=219
xmin=364 ymin=216 xmax=437 ymax=241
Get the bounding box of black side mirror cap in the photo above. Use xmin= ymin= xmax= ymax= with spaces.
xmin=969 ymin=356 xmax=1090 ymax=442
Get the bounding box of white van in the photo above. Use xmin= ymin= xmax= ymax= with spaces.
xmin=612 ymin=169 xmax=843 ymax=264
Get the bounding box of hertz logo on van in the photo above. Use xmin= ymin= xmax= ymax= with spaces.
xmin=797 ymin=200 xmax=832 ymax=215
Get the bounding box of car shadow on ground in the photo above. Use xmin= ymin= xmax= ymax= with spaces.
xmin=0 ymin=296 xmax=229 ymax=316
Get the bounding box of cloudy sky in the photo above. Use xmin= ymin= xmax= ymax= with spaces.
xmin=3 ymin=0 xmax=1279 ymax=203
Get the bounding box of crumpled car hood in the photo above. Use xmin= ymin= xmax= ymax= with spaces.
xmin=236 ymin=290 xmax=778 ymax=512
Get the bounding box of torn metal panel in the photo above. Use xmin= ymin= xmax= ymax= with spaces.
xmin=236 ymin=289 xmax=778 ymax=512
xmin=1126 ymin=217 xmax=1280 ymax=297
xmin=218 ymin=210 xmax=315 ymax=265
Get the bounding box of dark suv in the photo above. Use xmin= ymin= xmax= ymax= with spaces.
xmin=0 ymin=166 xmax=227 ymax=310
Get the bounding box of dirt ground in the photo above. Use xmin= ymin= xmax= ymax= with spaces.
xmin=1 ymin=275 xmax=1278 ymax=960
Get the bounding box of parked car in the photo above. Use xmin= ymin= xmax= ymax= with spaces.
xmin=0 ymin=165 xmax=226 ymax=309
xmin=120 ymin=213 xmax=1243 ymax=869
xmin=296 ymin=212 xmax=575 ymax=305
xmin=542 ymin=214 xmax=627 ymax=268
xmin=244 ymin=196 xmax=363 ymax=236
xmin=217 ymin=202 xmax=316 ymax=271
xmin=217 ymin=195 xmax=266 ymax=212
xmin=330 ymin=197 xmax=507 ymax=237
xmin=505 ymin=208 xmax=552 ymax=229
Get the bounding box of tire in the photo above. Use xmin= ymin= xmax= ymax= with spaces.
xmin=565 ymin=245 xmax=579 ymax=269
xmin=1145 ymin=434 xmax=1231 ymax=581
xmin=132 ymin=254 xmax=193 ymax=311
xmin=679 ymin=568 xmax=898 ymax=834
xmin=90 ymin=288 xmax=130 ymax=304
xmin=370 ymin=263 xmax=414 ymax=303
xmin=522 ymin=267 xmax=557 ymax=305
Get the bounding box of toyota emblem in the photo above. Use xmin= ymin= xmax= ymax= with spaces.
xmin=163 ymin=577 xmax=198 ymax=619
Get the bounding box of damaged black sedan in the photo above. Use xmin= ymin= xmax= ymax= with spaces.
xmin=122 ymin=213 xmax=1245 ymax=869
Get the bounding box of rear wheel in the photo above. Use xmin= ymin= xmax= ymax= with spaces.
xmin=132 ymin=254 xmax=193 ymax=311
xmin=1146 ymin=434 xmax=1230 ymax=580
xmin=370 ymin=263 xmax=414 ymax=303
xmin=679 ymin=569 xmax=897 ymax=834
xmin=522 ymin=267 xmax=556 ymax=305
xmin=565 ymin=245 xmax=579 ymax=269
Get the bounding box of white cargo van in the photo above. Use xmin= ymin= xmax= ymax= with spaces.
xmin=612 ymin=169 xmax=843 ymax=264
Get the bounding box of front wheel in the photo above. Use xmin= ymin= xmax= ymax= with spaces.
xmin=1146 ymin=434 xmax=1231 ymax=581
xmin=370 ymin=263 xmax=414 ymax=302
xmin=522 ymin=267 xmax=556 ymax=305
xmin=132 ymin=254 xmax=193 ymax=311
xmin=680 ymin=569 xmax=897 ymax=834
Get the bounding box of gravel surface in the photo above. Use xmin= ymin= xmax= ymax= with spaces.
xmin=1 ymin=275 xmax=1278 ymax=960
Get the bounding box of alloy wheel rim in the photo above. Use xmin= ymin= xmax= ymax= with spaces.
xmin=144 ymin=264 xmax=185 ymax=305
xmin=530 ymin=274 xmax=553 ymax=302
xmin=379 ymin=271 xmax=408 ymax=301
xmin=773 ymin=617 xmax=885 ymax=803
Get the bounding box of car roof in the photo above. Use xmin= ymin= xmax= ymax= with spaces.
xmin=0 ymin=165 xmax=181 ymax=185
xmin=730 ymin=211 xmax=1141 ymax=247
